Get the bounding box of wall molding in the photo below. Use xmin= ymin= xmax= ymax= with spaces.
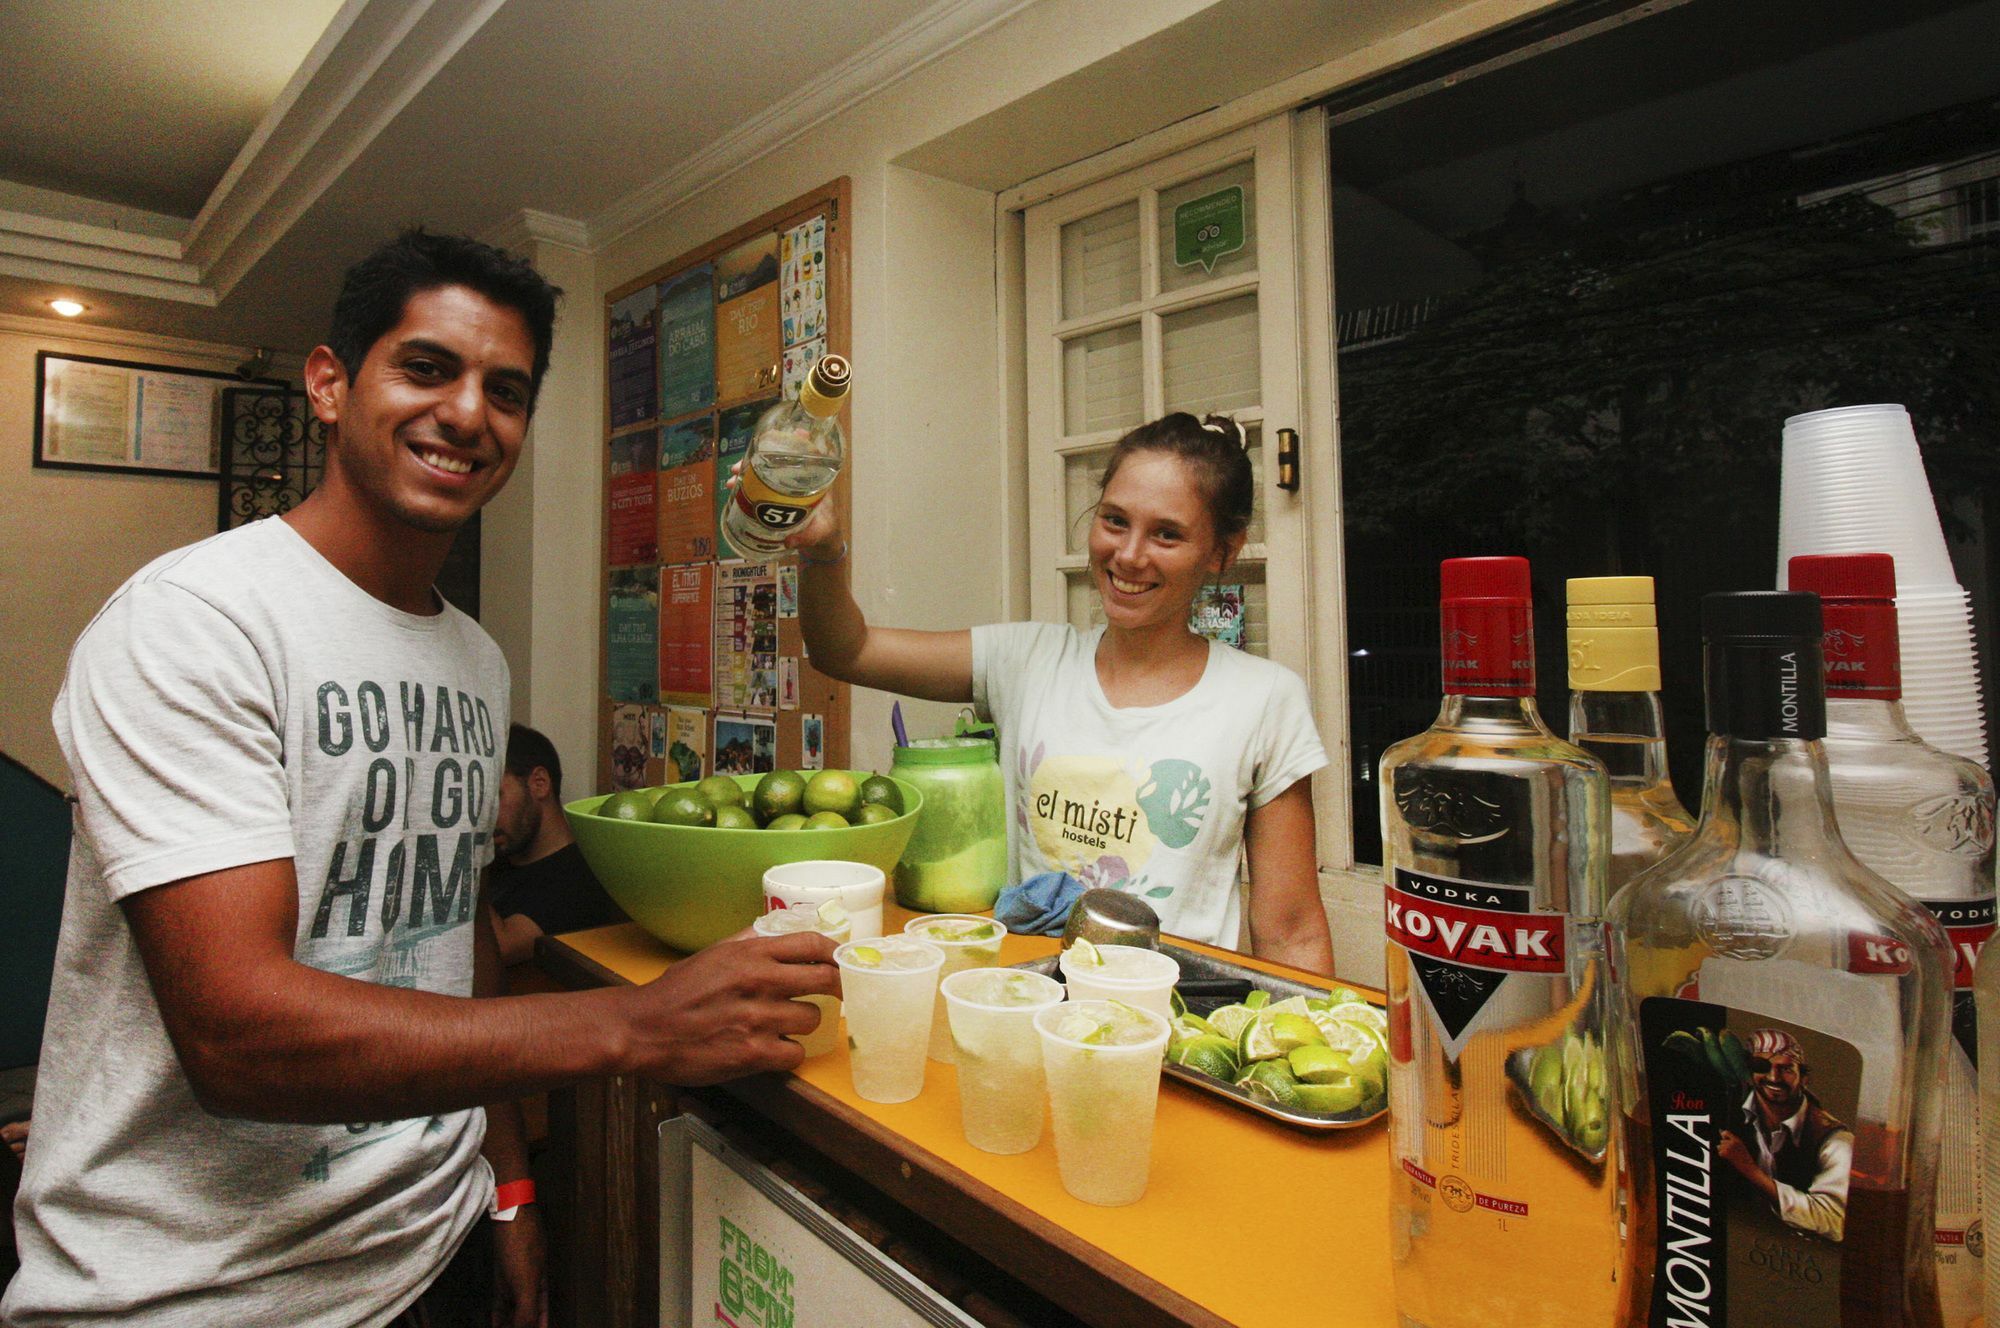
xmin=589 ymin=0 xmax=1040 ymax=248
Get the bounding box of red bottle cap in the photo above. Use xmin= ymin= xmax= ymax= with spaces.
xmin=1439 ymin=556 xmax=1535 ymax=696
xmin=1788 ymin=553 xmax=1896 ymax=602
xmin=1785 ymin=553 xmax=1900 ymax=701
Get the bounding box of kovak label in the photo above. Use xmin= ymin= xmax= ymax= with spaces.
xmin=1388 ymin=868 xmax=1567 ymax=1050
xmin=1922 ymin=894 xmax=1994 ymax=1064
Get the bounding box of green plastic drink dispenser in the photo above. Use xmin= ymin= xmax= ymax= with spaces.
xmin=889 ymin=737 xmax=1007 ymax=913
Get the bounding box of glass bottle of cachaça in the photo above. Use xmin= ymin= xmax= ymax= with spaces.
xmin=1788 ymin=553 xmax=1995 ymax=1327
xmin=1381 ymin=556 xmax=1614 ymax=1328
xmin=1606 ymin=590 xmax=1952 ymax=1328
xmin=1566 ymin=575 xmax=1695 ymax=890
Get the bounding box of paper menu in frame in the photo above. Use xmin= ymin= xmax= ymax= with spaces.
xmin=650 ymin=711 xmax=667 ymax=759
xmin=713 ymin=398 xmax=774 ymax=561
xmin=657 ymin=264 xmax=715 ymax=420
xmin=657 ymin=417 xmax=716 ymax=565
xmin=660 ymin=562 xmax=714 ymax=708
xmin=665 ymin=706 xmax=707 ymax=782
xmin=780 ymin=214 xmax=826 ymax=348
xmin=608 ymin=286 xmax=659 ymax=428
xmin=608 ymin=568 xmax=660 ymax=703
xmin=713 ymin=561 xmax=779 ymax=711
xmin=715 ymin=233 xmax=779 ymax=303
xmin=609 ymin=427 xmax=657 ymax=476
xmin=779 ymin=657 xmax=799 ymax=710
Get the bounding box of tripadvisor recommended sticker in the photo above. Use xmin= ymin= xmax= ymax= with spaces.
xmin=1174 ymin=185 xmax=1245 ymax=273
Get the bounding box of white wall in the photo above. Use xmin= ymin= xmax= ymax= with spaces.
xmin=0 ymin=316 xmax=291 ymax=788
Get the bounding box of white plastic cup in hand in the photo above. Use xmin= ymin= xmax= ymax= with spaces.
xmin=833 ymin=937 xmax=944 ymax=1103
xmin=902 ymin=914 xmax=1006 ymax=1063
xmin=1035 ymin=999 xmax=1172 ymax=1206
xmin=752 ymin=901 xmax=851 ymax=1058
xmin=940 ymin=968 xmax=1064 ymax=1154
xmin=1057 ymin=941 xmax=1181 ymax=1021
xmin=764 ymin=860 xmax=886 ymax=939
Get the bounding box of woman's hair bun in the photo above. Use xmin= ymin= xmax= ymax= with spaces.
xmin=1199 ymin=413 xmax=1245 ymax=448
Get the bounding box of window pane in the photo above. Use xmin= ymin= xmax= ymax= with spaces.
xmin=1330 ymin=1 xmax=2000 ymax=865
xmin=1063 ymin=445 xmax=1112 ymax=555
xmin=1062 ymin=324 xmax=1142 ymax=435
xmin=1158 ymin=160 xmax=1257 ymax=293
xmin=1062 ymin=202 xmax=1141 ymax=319
xmin=1242 ymin=421 xmax=1265 ymax=547
xmin=1162 ymin=295 xmax=1258 ymax=417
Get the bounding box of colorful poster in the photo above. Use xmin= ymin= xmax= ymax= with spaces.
xmin=650 ymin=710 xmax=667 ymax=759
xmin=608 ymin=470 xmax=657 ymax=566
xmin=800 ymin=714 xmax=825 ymax=772
xmin=608 ymin=426 xmax=657 ymax=476
xmin=714 ymin=284 xmax=780 ymax=404
xmin=608 ymin=286 xmax=658 ymax=428
xmin=608 ymin=568 xmax=659 ymax=703
xmin=715 ymin=234 xmax=779 ymax=303
xmin=657 ymin=417 xmax=716 ymax=565
xmin=714 ymin=399 xmax=774 ymax=561
xmin=713 ymin=712 xmax=777 ymax=777
xmin=1190 ymin=583 xmax=1246 ymax=648
xmin=779 ymin=656 xmax=799 ymax=710
xmin=665 ymin=706 xmax=707 ymax=782
xmin=714 ymin=562 xmax=779 ymax=711
xmin=657 ymin=264 xmax=715 ymax=420
xmin=610 ymin=705 xmax=650 ymax=791
xmin=777 ymin=564 xmax=798 ymax=618
xmin=780 ymin=215 xmax=826 ymax=348
xmin=660 ymin=562 xmax=714 ymax=707
xmin=781 ymin=338 xmax=824 ymax=400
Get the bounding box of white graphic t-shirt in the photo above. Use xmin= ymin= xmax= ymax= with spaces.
xmin=972 ymin=622 xmax=1327 ymax=947
xmin=7 ymin=518 xmax=507 ymax=1328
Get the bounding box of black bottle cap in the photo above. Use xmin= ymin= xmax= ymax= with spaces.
xmin=1701 ymin=591 xmax=1826 ymax=740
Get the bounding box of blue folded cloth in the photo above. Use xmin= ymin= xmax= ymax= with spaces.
xmin=993 ymin=871 xmax=1086 ymax=936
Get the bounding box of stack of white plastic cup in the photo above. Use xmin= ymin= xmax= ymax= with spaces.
xmin=1776 ymin=404 xmax=1988 ymax=768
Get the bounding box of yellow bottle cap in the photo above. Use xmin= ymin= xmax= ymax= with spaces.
xmin=1566 ymin=576 xmax=1660 ymax=691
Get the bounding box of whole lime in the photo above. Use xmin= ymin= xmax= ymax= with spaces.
xmin=802 ymin=770 xmax=860 ymax=818
xmin=753 ymin=770 xmax=807 ymax=823
xmin=857 ymin=774 xmax=905 ymax=816
xmin=852 ymin=802 xmax=898 ymax=826
xmin=599 ymin=790 xmax=658 ymax=821
xmin=803 ymin=810 xmax=850 ymax=830
xmin=696 ymin=775 xmax=746 ymax=808
xmin=650 ymin=790 xmax=716 ymax=828
xmin=764 ymin=813 xmax=809 ymax=832
xmin=712 ymin=804 xmax=758 ymax=830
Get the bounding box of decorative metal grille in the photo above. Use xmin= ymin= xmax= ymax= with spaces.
xmin=218 ymin=387 xmax=324 ymax=530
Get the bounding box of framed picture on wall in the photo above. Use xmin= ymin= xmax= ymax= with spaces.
xmin=33 ymin=351 xmax=260 ymax=479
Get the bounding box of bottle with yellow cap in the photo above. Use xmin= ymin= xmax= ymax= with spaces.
xmin=1566 ymin=576 xmax=1694 ymax=889
xmin=720 ymin=354 xmax=850 ymax=558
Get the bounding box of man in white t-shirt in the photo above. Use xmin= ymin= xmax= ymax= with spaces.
xmin=6 ymin=231 xmax=838 ymax=1328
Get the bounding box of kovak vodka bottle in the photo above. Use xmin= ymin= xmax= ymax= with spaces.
xmin=720 ymin=353 xmax=850 ymax=558
xmin=1381 ymin=556 xmax=1614 ymax=1328
xmin=1606 ymin=590 xmax=1953 ymax=1328
xmin=1789 ymin=553 xmax=1997 ymax=1326
xmin=1566 ymin=576 xmax=1695 ymax=890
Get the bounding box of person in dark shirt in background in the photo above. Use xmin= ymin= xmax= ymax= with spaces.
xmin=489 ymin=724 xmax=625 ymax=963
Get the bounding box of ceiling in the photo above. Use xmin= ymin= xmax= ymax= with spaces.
xmin=0 ymin=0 xmax=969 ymax=353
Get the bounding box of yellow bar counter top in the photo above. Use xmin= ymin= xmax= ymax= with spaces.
xmin=540 ymin=907 xmax=1401 ymax=1328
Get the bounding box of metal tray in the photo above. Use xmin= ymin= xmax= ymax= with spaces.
xmin=1012 ymin=943 xmax=1389 ymax=1131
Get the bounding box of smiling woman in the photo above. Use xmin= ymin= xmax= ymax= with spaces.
xmin=785 ymin=409 xmax=1336 ymax=972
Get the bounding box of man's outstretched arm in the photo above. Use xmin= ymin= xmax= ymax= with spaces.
xmin=123 ymin=856 xmax=837 ymax=1123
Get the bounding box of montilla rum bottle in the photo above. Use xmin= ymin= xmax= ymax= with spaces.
xmin=1381 ymin=556 xmax=1616 ymax=1327
xmin=1606 ymin=590 xmax=1952 ymax=1327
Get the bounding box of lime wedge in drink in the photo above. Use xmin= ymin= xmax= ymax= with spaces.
xmin=848 ymin=946 xmax=883 ymax=968
xmin=1066 ymin=938 xmax=1106 ymax=968
xmin=815 ymin=900 xmax=849 ymax=930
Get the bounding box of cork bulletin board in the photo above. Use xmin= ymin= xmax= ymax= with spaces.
xmin=599 ymin=178 xmax=852 ymax=793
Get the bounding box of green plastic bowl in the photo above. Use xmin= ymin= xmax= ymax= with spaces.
xmin=564 ymin=771 xmax=922 ymax=952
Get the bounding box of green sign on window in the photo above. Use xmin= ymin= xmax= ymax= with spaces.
xmin=1174 ymin=186 xmax=1245 ymax=274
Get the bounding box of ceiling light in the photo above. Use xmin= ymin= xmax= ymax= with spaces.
xmin=48 ymin=299 xmax=86 ymax=318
